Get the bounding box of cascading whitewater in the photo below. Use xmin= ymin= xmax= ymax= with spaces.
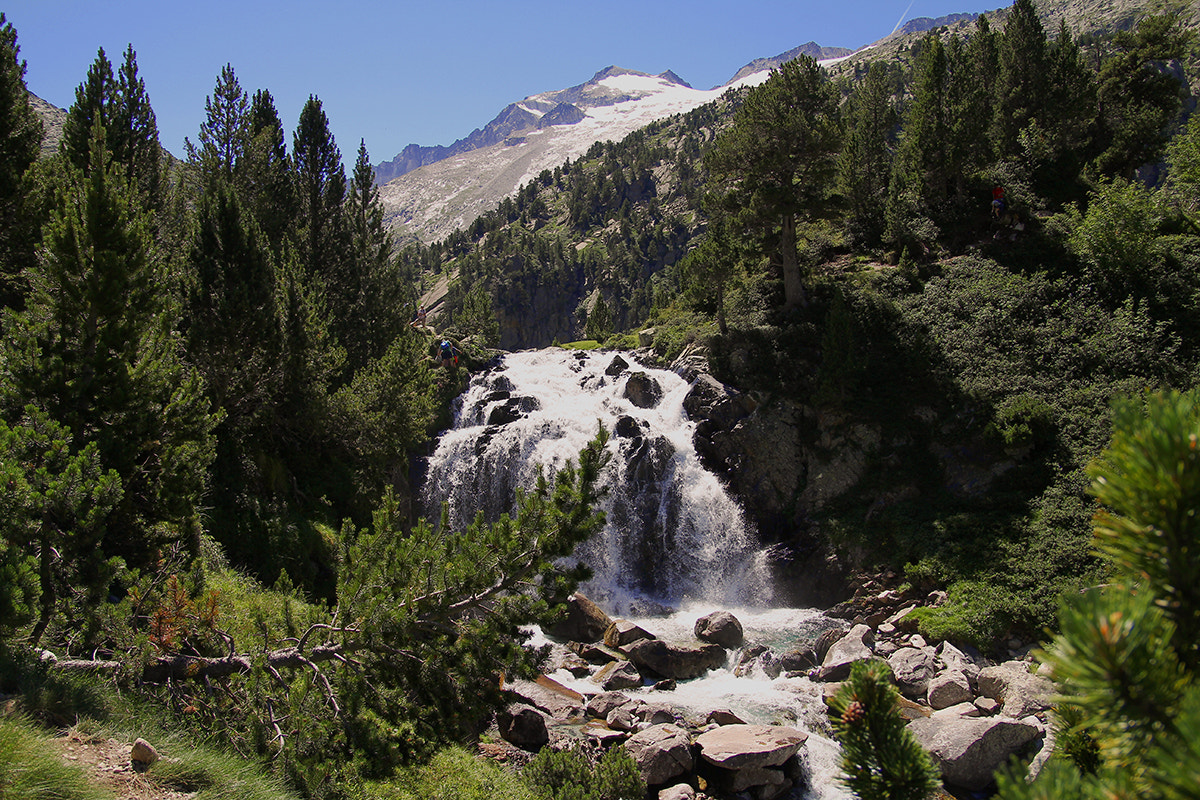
xmin=420 ymin=349 xmax=774 ymax=611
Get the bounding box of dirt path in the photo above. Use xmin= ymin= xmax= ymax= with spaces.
xmin=55 ymin=729 xmax=191 ymax=800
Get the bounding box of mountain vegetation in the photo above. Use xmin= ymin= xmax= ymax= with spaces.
xmin=1 ymin=0 xmax=1199 ymax=797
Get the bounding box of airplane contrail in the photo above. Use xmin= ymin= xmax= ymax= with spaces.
xmin=891 ymin=0 xmax=917 ymax=35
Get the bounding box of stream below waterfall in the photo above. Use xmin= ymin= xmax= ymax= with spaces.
xmin=420 ymin=349 xmax=851 ymax=799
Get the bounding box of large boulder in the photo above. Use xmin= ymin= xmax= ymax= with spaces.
xmin=694 ymin=611 xmax=744 ymax=649
xmin=548 ymin=592 xmax=612 ymax=643
xmin=592 ymin=660 xmax=643 ymax=691
xmin=624 ymin=638 xmax=727 ymax=681
xmin=605 ymin=619 xmax=655 ymax=649
xmin=817 ymin=624 xmax=875 ymax=681
xmin=508 ymin=675 xmax=585 ymax=721
xmin=695 ymin=724 xmax=809 ymax=771
xmin=497 ymin=704 xmax=550 ymax=749
xmin=928 ymin=669 xmax=975 ymax=710
xmin=888 ymin=646 xmax=937 ymax=699
xmin=976 ymin=661 xmax=1054 ymax=719
xmin=587 ymin=691 xmax=633 ymax=719
xmin=908 ymin=715 xmax=1042 ymax=791
xmin=624 ymin=723 xmax=695 ymax=785
xmin=624 ymin=372 xmax=664 ymax=408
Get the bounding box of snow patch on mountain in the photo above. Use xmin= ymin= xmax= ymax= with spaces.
xmin=379 ymin=67 xmax=772 ymax=243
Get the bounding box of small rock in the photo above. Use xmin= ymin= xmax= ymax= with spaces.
xmin=707 ymin=708 xmax=747 ymax=726
xmin=130 ymin=737 xmax=159 ymax=769
xmin=659 ymin=783 xmax=695 ymax=800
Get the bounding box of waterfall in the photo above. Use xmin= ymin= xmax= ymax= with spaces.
xmin=420 ymin=348 xmax=774 ymax=612
xmin=421 ymin=349 xmax=851 ymax=800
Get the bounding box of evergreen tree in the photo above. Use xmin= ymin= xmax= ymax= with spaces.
xmin=0 ymin=407 xmax=122 ymax=645
xmin=895 ymin=35 xmax=953 ymax=212
xmin=292 ymin=95 xmax=349 ymax=303
xmin=1165 ymin=111 xmax=1200 ymax=232
xmin=585 ymin=292 xmax=612 ymax=342
xmin=831 ymin=660 xmax=941 ymax=799
xmin=110 ymin=44 xmax=162 ymax=208
xmin=191 ymin=64 xmax=249 ymax=182
xmin=185 ymin=178 xmax=282 ymax=458
xmin=957 ymin=14 xmax=999 ymax=177
xmin=838 ymin=61 xmax=898 ymax=247
xmin=1091 ymin=12 xmax=1192 ymax=179
xmin=997 ymin=390 xmax=1200 ymax=797
xmin=679 ymin=215 xmax=739 ymax=334
xmin=3 ymin=121 xmax=217 ymax=574
xmin=60 ymin=48 xmax=114 ymax=174
xmin=705 ymin=55 xmax=840 ymax=308
xmin=243 ymin=88 xmax=295 ymax=253
xmin=345 ymin=139 xmax=404 ymax=372
xmin=991 ymin=0 xmax=1049 ymax=162
xmin=0 ymin=12 xmax=43 ymax=309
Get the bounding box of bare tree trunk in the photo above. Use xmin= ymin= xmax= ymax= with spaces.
xmin=779 ymin=214 xmax=808 ymax=309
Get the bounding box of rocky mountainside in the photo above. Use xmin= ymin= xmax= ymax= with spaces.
xmin=29 ymin=92 xmax=66 ymax=156
xmin=377 ymin=67 xmax=768 ymax=244
xmin=725 ymin=41 xmax=853 ymax=84
xmin=374 ymin=67 xmax=701 ymax=187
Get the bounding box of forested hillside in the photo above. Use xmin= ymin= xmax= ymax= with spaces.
xmin=2 ymin=0 xmax=1200 ymax=798
xmin=400 ymin=0 xmax=1199 ymax=648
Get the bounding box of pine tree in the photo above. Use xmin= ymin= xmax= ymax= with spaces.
xmin=243 ymin=88 xmax=295 ymax=253
xmin=996 ymin=390 xmax=1200 ymax=797
xmin=0 ymin=407 xmax=122 ymax=645
xmin=345 ymin=139 xmax=405 ymax=372
xmin=1091 ymin=11 xmax=1192 ymax=179
xmin=4 ymin=121 xmax=217 ymax=573
xmin=293 ymin=95 xmax=349 ymax=301
xmin=60 ymin=48 xmax=114 ymax=173
xmin=838 ymin=61 xmax=898 ymax=247
xmin=991 ymin=0 xmax=1049 ymax=162
xmin=0 ymin=12 xmax=43 ymax=309
xmin=705 ymin=55 xmax=840 ymax=309
xmin=191 ymin=64 xmax=249 ymax=182
xmin=831 ymin=660 xmax=941 ymax=799
xmin=110 ymin=45 xmax=162 ymax=208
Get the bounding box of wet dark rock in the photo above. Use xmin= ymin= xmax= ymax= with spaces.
xmin=624 ymin=372 xmax=663 ymax=408
xmin=624 ymin=638 xmax=727 ymax=681
xmin=613 ymin=415 xmax=646 ymax=438
xmin=695 ymin=610 xmax=744 ymax=649
xmin=606 ymin=355 xmax=630 ymax=376
xmin=497 ymin=704 xmax=549 ymax=749
xmin=486 ymin=395 xmax=540 ymax=426
xmin=548 ymin=592 xmax=612 ymax=643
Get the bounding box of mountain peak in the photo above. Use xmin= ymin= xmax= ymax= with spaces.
xmin=589 ymin=65 xmax=645 ymax=83
xmin=657 ymin=70 xmax=692 ymax=89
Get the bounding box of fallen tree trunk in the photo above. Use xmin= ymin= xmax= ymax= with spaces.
xmin=51 ymin=642 xmax=351 ymax=684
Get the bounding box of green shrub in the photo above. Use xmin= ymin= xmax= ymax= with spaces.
xmin=523 ymin=744 xmax=645 ymax=800
xmin=910 ymin=580 xmax=1020 ymax=649
xmin=357 ymin=746 xmax=539 ymax=800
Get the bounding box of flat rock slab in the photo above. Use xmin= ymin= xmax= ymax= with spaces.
xmin=508 ymin=675 xmax=585 ymax=720
xmin=695 ymin=724 xmax=809 ymax=771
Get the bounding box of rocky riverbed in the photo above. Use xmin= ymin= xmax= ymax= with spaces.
xmin=491 ymin=591 xmax=1055 ymax=799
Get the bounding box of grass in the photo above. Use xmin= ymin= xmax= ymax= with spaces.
xmin=355 ymin=746 xmax=539 ymax=800
xmin=3 ymin=648 xmax=299 ymax=800
xmin=0 ymin=715 xmax=112 ymax=800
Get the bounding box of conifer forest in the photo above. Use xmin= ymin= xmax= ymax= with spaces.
xmin=2 ymin=1 xmax=1200 ymax=797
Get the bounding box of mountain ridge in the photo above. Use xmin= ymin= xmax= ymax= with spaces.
xmin=373 ymin=66 xmax=701 ymax=186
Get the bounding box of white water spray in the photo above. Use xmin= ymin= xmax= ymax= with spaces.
xmin=421 ymin=349 xmax=773 ymax=611
xmin=421 ymin=349 xmax=851 ymax=799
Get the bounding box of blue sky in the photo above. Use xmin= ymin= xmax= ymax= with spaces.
xmin=5 ymin=0 xmax=1001 ymax=163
